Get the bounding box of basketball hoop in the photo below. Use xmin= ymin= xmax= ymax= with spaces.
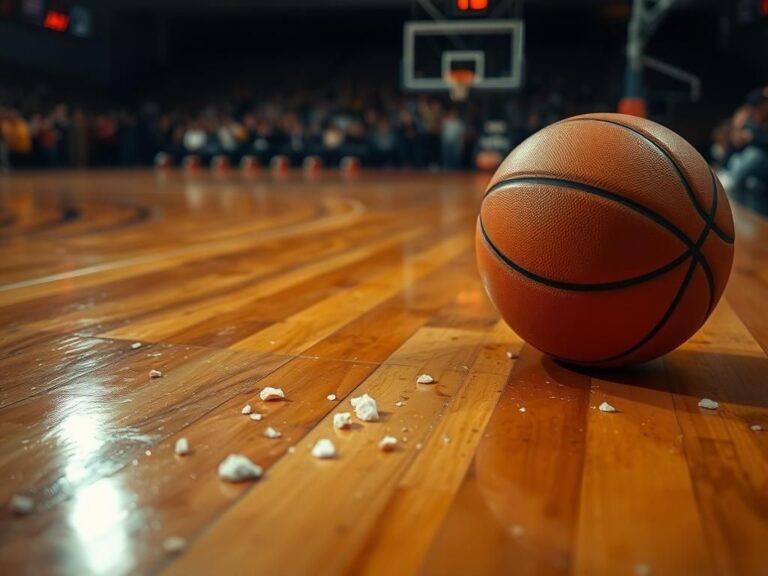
xmin=444 ymin=69 xmax=475 ymax=102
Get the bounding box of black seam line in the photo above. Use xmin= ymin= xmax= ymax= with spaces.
xmin=479 ymin=217 xmax=692 ymax=291
xmin=484 ymin=177 xmax=712 ymax=276
xmin=560 ymin=117 xmax=735 ymax=244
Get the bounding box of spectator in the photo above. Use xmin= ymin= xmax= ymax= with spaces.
xmin=725 ymin=88 xmax=768 ymax=214
xmin=441 ymin=108 xmax=465 ymax=170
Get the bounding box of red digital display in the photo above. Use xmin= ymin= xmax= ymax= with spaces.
xmin=762 ymin=0 xmax=768 ymax=16
xmin=457 ymin=0 xmax=489 ymax=12
xmin=43 ymin=10 xmax=68 ymax=32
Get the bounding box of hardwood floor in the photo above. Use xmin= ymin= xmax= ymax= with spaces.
xmin=0 ymin=169 xmax=767 ymax=575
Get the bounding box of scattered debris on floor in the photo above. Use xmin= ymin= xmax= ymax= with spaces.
xmin=218 ymin=454 xmax=263 ymax=482
xmin=264 ymin=426 xmax=282 ymax=439
xmin=394 ymin=401 xmax=405 ymax=407
xmin=506 ymin=351 xmax=519 ymax=359
xmin=378 ymin=436 xmax=398 ymax=452
xmin=519 ymin=407 xmax=526 ymax=413
xmin=751 ymin=424 xmax=763 ymax=432
xmin=241 ymin=404 xmax=252 ymax=415
xmin=510 ymin=524 xmax=525 ymax=537
xmin=174 ymin=438 xmax=191 ymax=455
xmin=416 ymin=374 xmax=435 ymax=384
xmin=326 ymin=394 xmax=337 ymax=401
xmin=698 ymin=398 xmax=719 ymax=410
xmin=633 ymin=562 xmax=652 ymax=576
xmin=131 ymin=342 xmax=142 ymax=350
xmin=598 ymin=402 xmax=616 ymax=413
xmin=8 ymin=495 xmax=34 ymax=515
xmin=333 ymin=412 xmax=352 ymax=430
xmin=249 ymin=413 xmax=263 ymax=421
xmin=311 ymin=438 xmax=336 ymax=459
xmin=149 ymin=369 xmax=163 ymax=379
xmin=442 ymin=436 xmax=451 ymax=444
xmin=260 ymin=387 xmax=285 ymax=401
xmin=287 ymin=446 xmax=296 ymax=454
xmin=350 ymin=393 xmax=379 ymax=421
xmin=163 ymin=536 xmax=187 ymax=554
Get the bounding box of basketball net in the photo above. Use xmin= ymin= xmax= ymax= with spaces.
xmin=444 ymin=69 xmax=475 ymax=102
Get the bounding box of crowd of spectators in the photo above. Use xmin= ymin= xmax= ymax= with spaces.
xmin=711 ymin=87 xmax=768 ymax=216
xmin=0 ymin=83 xmax=571 ymax=172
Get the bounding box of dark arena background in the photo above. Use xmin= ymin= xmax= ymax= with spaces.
xmin=1 ymin=1 xmax=768 ymax=575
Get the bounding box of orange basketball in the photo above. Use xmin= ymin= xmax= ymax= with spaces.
xmin=476 ymin=113 xmax=735 ymax=366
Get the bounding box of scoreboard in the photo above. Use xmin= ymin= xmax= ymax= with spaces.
xmin=0 ymin=0 xmax=94 ymax=38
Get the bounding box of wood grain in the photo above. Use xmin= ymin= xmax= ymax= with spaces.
xmin=0 ymin=170 xmax=766 ymax=576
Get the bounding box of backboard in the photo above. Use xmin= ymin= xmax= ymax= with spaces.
xmin=402 ymin=19 xmax=525 ymax=95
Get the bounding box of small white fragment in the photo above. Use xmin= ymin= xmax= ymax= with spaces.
xmin=163 ymin=536 xmax=187 ymax=553
xmin=326 ymin=394 xmax=337 ymax=401
xmin=350 ymin=393 xmax=379 ymax=422
xmin=698 ymin=398 xmax=719 ymax=410
xmin=442 ymin=436 xmax=451 ymax=444
xmin=174 ymin=438 xmax=191 ymax=456
xmin=333 ymin=412 xmax=352 ymax=430
xmin=416 ymin=374 xmax=435 ymax=385
xmin=634 ymin=562 xmax=652 ymax=576
xmin=130 ymin=342 xmax=142 ymax=350
xmin=218 ymin=454 xmax=263 ymax=482
xmin=149 ymin=369 xmax=163 ymax=379
xmin=259 ymin=387 xmax=285 ymax=401
xmin=8 ymin=495 xmax=34 ymax=515
xmin=287 ymin=446 xmax=296 ymax=454
xmin=598 ymin=401 xmax=617 ymax=413
xmin=519 ymin=407 xmax=526 ymax=413
xmin=378 ymin=436 xmax=398 ymax=452
xmin=249 ymin=413 xmax=263 ymax=421
xmin=394 ymin=401 xmax=405 ymax=407
xmin=415 ymin=443 xmax=424 ymax=450
xmin=750 ymin=424 xmax=763 ymax=432
xmin=506 ymin=351 xmax=519 ymax=359
xmin=241 ymin=404 xmax=252 ymax=415
xmin=264 ymin=426 xmax=282 ymax=439
xmin=311 ymin=438 xmax=336 ymax=459
xmin=510 ymin=524 xmax=525 ymax=537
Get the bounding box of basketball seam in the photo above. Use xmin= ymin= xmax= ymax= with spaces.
xmin=560 ymin=117 xmax=735 ymax=244
xmin=478 ymin=217 xmax=692 ymax=291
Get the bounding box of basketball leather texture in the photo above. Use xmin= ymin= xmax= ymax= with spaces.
xmin=476 ymin=113 xmax=735 ymax=366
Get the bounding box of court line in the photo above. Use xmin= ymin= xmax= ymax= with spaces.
xmin=0 ymin=197 xmax=366 ymax=293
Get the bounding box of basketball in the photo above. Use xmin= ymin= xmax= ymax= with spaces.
xmin=476 ymin=112 xmax=735 ymax=366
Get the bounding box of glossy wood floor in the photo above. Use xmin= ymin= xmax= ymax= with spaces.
xmin=1 ymin=169 xmax=767 ymax=576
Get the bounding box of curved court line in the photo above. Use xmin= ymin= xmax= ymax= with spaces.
xmin=0 ymin=197 xmax=366 ymax=293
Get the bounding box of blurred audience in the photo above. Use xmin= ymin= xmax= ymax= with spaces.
xmin=714 ymin=87 xmax=768 ymax=215
xmin=0 ymin=78 xmax=590 ymax=172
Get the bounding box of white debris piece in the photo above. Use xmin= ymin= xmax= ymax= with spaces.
xmin=249 ymin=413 xmax=263 ymax=421
xmin=506 ymin=351 xmax=519 ymax=359
xmin=259 ymin=387 xmax=285 ymax=401
xmin=333 ymin=412 xmax=352 ymax=430
xmin=264 ymin=426 xmax=282 ymax=439
xmin=241 ymin=404 xmax=252 ymax=415
xmin=218 ymin=454 xmax=263 ymax=482
xmin=287 ymin=446 xmax=296 ymax=454
xmin=311 ymin=438 xmax=336 ymax=459
xmin=519 ymin=407 xmax=526 ymax=413
xmin=510 ymin=524 xmax=525 ymax=537
xmin=415 ymin=443 xmax=424 ymax=450
xmin=698 ymin=398 xmax=719 ymax=410
xmin=8 ymin=495 xmax=34 ymax=515
xmin=598 ymin=401 xmax=617 ymax=413
xmin=149 ymin=369 xmax=163 ymax=379
xmin=163 ymin=536 xmax=187 ymax=553
xmin=326 ymin=394 xmax=337 ymax=401
xmin=350 ymin=393 xmax=379 ymax=422
xmin=131 ymin=342 xmax=143 ymax=350
xmin=174 ymin=438 xmax=191 ymax=455
xmin=394 ymin=401 xmax=405 ymax=407
xmin=378 ymin=436 xmax=398 ymax=452
xmin=416 ymin=374 xmax=435 ymax=385
xmin=750 ymin=424 xmax=763 ymax=432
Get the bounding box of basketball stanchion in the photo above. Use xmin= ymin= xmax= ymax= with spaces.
xmin=211 ymin=155 xmax=232 ymax=173
xmin=240 ymin=155 xmax=261 ymax=174
xmin=340 ymin=156 xmax=361 ymax=178
xmin=302 ymin=155 xmax=323 ymax=178
xmin=182 ymin=155 xmax=202 ymax=172
xmin=154 ymin=152 xmax=174 ymax=169
xmin=443 ymin=69 xmax=475 ymax=102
